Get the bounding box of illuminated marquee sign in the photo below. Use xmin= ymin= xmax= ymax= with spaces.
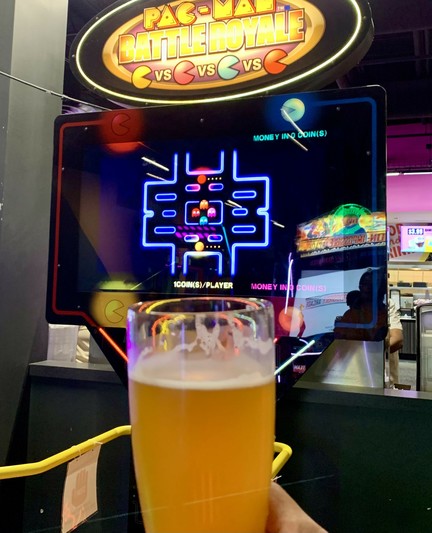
xmin=296 ymin=204 xmax=387 ymax=257
xmin=70 ymin=0 xmax=374 ymax=104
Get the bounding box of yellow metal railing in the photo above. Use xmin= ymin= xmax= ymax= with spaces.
xmin=0 ymin=425 xmax=131 ymax=480
xmin=0 ymin=425 xmax=292 ymax=480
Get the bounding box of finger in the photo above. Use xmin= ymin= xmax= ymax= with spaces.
xmin=266 ymin=482 xmax=328 ymax=533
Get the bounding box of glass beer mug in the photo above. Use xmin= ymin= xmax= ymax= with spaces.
xmin=126 ymin=297 xmax=275 ymax=533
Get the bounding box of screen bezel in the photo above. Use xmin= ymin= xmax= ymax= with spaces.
xmin=46 ymin=85 xmax=387 ymax=384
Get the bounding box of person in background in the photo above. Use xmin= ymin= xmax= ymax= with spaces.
xmin=386 ymin=298 xmax=404 ymax=388
xmin=266 ymin=482 xmax=328 ymax=533
xmin=76 ymin=325 xmax=90 ymax=362
xmin=334 ymin=268 xmax=388 ymax=342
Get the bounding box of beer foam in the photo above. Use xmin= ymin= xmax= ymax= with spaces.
xmin=129 ymin=351 xmax=273 ymax=390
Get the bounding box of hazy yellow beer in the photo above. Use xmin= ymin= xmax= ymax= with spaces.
xmin=127 ymin=298 xmax=275 ymax=533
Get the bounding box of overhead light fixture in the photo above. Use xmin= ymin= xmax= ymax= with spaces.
xmin=271 ymin=220 xmax=285 ymax=229
xmin=146 ymin=172 xmax=166 ymax=181
xmin=387 ymin=171 xmax=432 ymax=176
xmin=401 ymin=171 xmax=432 ymax=176
xmin=141 ymin=156 xmax=169 ymax=172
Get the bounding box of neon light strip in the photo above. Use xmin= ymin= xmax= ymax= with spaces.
xmin=274 ymin=340 xmax=316 ymax=376
xmin=230 ymin=150 xmax=270 ymax=275
xmin=232 ymin=208 xmax=248 ymax=216
xmin=271 ymin=220 xmax=285 ymax=228
xmin=222 ymin=226 xmax=231 ymax=259
xmin=141 ymin=156 xmax=169 ymax=171
xmin=162 ymin=210 xmax=176 ymax=217
xmin=226 ymin=200 xmax=242 ymax=208
xmin=289 ymin=255 xmax=294 ymax=298
xmin=281 ymin=107 xmax=306 ymax=136
xmin=184 ymin=235 xmax=199 ymax=242
xmin=143 ymin=153 xmax=178 ymax=275
xmin=280 ymin=108 xmax=310 ymax=151
xmin=233 ymin=191 xmax=257 ymax=199
xmin=208 ymin=183 xmax=224 ymax=191
xmin=232 ymin=225 xmax=256 ymax=234
xmin=182 ymin=251 xmax=223 ymax=275
xmin=98 ymin=327 xmax=128 ymax=362
xmin=154 ymin=226 xmax=176 ymax=234
xmin=284 ymin=252 xmax=293 ymax=312
xmin=185 ymin=184 xmax=201 ymax=192
xmin=146 ymin=173 xmax=166 ymax=181
xmin=185 ymin=151 xmax=224 ymax=175
xmin=286 ymin=132 xmax=308 ymax=152
xmin=155 ymin=193 xmax=177 ymax=201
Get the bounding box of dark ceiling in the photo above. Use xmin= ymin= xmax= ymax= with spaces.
xmin=64 ymin=0 xmax=432 ymax=123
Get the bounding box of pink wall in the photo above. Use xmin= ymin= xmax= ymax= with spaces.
xmin=387 ymin=173 xmax=432 ymax=213
xmin=386 ymin=123 xmax=432 ymax=214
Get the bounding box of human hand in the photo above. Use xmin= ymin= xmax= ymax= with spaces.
xmin=266 ymin=482 xmax=328 ymax=533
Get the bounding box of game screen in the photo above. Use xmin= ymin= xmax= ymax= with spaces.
xmin=47 ymin=86 xmax=387 ymax=383
xmin=400 ymin=225 xmax=432 ymax=253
